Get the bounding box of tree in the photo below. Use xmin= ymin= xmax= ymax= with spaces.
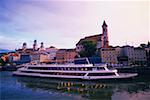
xmin=147 ymin=42 xmax=150 ymax=47
xmin=0 ymin=58 xmax=6 ymax=66
xmin=140 ymin=44 xmax=146 ymax=48
xmin=79 ymin=41 xmax=96 ymax=57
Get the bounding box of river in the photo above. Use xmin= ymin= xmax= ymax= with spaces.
xmin=1 ymin=71 xmax=150 ymax=100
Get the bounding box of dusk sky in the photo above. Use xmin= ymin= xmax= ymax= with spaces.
xmin=0 ymin=0 xmax=149 ymax=50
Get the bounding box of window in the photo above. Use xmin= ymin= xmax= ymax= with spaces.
xmin=88 ymin=73 xmax=115 ymax=76
xmin=21 ymin=71 xmax=85 ymax=76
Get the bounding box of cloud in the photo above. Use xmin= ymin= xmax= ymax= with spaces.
xmin=0 ymin=0 xmax=149 ymax=49
xmin=0 ymin=0 xmax=93 ymax=49
xmin=0 ymin=35 xmax=19 ymax=50
xmin=0 ymin=32 xmax=33 ymax=50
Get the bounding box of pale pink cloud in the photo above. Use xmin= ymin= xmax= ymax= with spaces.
xmin=0 ymin=0 xmax=149 ymax=49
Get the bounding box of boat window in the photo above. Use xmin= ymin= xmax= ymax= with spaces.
xmin=74 ymin=58 xmax=88 ymax=64
xmin=21 ymin=71 xmax=85 ymax=76
xmin=87 ymin=73 xmax=115 ymax=76
xmin=27 ymin=67 xmax=95 ymax=71
xmin=97 ymin=67 xmax=105 ymax=70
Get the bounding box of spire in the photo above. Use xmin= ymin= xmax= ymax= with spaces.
xmin=22 ymin=42 xmax=27 ymax=50
xmin=102 ymin=20 xmax=107 ymax=27
xmin=34 ymin=40 xmax=37 ymax=44
xmin=102 ymin=20 xmax=109 ymax=48
xmin=23 ymin=42 xmax=27 ymax=46
xmin=40 ymin=42 xmax=44 ymax=48
xmin=33 ymin=40 xmax=38 ymax=51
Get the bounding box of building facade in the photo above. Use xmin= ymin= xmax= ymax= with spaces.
xmin=30 ymin=53 xmax=49 ymax=63
xmin=115 ymin=46 xmax=128 ymax=65
xmin=114 ymin=45 xmax=147 ymax=66
xmin=115 ymin=46 xmax=122 ymax=57
xmin=122 ymin=46 xmax=135 ymax=65
xmin=40 ymin=54 xmax=49 ymax=63
xmin=56 ymin=49 xmax=77 ymax=64
xmin=145 ymin=47 xmax=150 ymax=66
xmin=100 ymin=48 xmax=118 ymax=64
xmin=45 ymin=46 xmax=58 ymax=61
xmin=56 ymin=49 xmax=66 ymax=63
xmin=134 ymin=48 xmax=147 ymax=65
xmin=64 ymin=49 xmax=77 ymax=62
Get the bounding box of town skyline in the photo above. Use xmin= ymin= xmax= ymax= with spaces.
xmin=0 ymin=0 xmax=149 ymax=50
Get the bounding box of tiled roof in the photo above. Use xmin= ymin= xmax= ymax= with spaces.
xmin=76 ymin=34 xmax=102 ymax=45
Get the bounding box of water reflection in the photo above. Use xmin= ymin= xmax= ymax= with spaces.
xmin=16 ymin=77 xmax=150 ymax=100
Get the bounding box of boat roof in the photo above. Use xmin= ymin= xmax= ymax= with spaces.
xmin=26 ymin=64 xmax=107 ymax=68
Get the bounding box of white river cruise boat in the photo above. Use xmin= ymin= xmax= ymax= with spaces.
xmin=13 ymin=58 xmax=137 ymax=80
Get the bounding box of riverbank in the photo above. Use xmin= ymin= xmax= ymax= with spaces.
xmin=1 ymin=65 xmax=17 ymax=71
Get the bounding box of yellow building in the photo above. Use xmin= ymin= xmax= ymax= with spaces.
xmin=31 ymin=53 xmax=49 ymax=63
xmin=100 ymin=48 xmax=118 ymax=64
xmin=40 ymin=54 xmax=49 ymax=63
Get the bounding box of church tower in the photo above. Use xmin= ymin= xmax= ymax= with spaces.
xmin=33 ymin=40 xmax=38 ymax=51
xmin=39 ymin=42 xmax=44 ymax=51
xmin=102 ymin=20 xmax=109 ymax=48
xmin=22 ymin=42 xmax=27 ymax=51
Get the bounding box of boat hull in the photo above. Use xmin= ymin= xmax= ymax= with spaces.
xmin=13 ymin=71 xmax=137 ymax=80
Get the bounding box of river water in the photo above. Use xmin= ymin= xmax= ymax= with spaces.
xmin=1 ymin=71 xmax=150 ymax=100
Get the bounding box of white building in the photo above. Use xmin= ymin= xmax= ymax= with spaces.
xmin=115 ymin=45 xmax=147 ymax=66
xmin=122 ymin=46 xmax=135 ymax=65
xmin=115 ymin=46 xmax=122 ymax=57
xmin=134 ymin=48 xmax=147 ymax=65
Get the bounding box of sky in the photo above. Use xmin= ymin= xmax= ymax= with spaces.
xmin=0 ymin=0 xmax=149 ymax=50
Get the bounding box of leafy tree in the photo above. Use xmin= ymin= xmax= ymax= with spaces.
xmin=147 ymin=42 xmax=150 ymax=47
xmin=140 ymin=44 xmax=146 ymax=48
xmin=79 ymin=41 xmax=96 ymax=57
xmin=0 ymin=58 xmax=6 ymax=66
